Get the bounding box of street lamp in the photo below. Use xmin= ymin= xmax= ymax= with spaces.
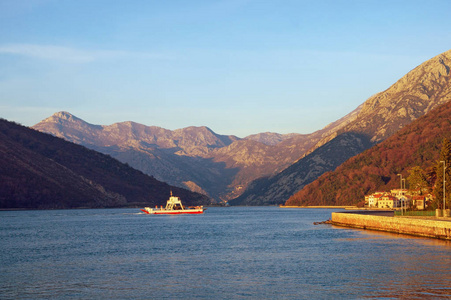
xmin=397 ymin=174 xmax=403 ymax=215
xmin=440 ymin=161 xmax=446 ymax=211
xmin=402 ymin=178 xmax=406 ymax=213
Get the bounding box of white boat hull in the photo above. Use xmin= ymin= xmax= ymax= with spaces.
xmin=141 ymin=192 xmax=206 ymax=215
xmin=141 ymin=207 xmax=205 ymax=214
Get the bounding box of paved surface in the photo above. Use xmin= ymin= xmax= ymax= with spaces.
xmin=397 ymin=216 xmax=451 ymax=222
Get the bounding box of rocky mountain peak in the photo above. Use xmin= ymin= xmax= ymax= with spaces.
xmin=33 ymin=111 xmax=101 ymax=144
xmin=173 ymin=126 xmax=239 ymax=150
xmin=54 ymin=111 xmax=75 ymax=119
xmin=38 ymin=111 xmax=89 ymax=126
xmin=40 ymin=111 xmax=81 ymax=124
xmin=338 ymin=49 xmax=451 ymax=143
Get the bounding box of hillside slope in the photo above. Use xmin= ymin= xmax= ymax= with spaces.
xmin=33 ymin=104 xmax=360 ymax=201
xmin=229 ymin=132 xmax=372 ymax=205
xmin=286 ymin=100 xmax=451 ymax=206
xmin=0 ymin=119 xmax=210 ymax=209
xmin=231 ymin=49 xmax=451 ymax=205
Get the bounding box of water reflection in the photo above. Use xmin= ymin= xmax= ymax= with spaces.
xmin=334 ymin=225 xmax=451 ymax=246
xmin=333 ymin=227 xmax=451 ymax=299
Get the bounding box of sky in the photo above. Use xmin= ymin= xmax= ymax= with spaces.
xmin=0 ymin=0 xmax=450 ymax=137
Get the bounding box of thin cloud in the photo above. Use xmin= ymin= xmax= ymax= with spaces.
xmin=0 ymin=43 xmax=174 ymax=63
xmin=0 ymin=44 xmax=95 ymax=63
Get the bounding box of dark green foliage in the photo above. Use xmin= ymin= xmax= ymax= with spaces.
xmin=286 ymin=100 xmax=451 ymax=206
xmin=0 ymin=119 xmax=210 ymax=209
xmin=407 ymin=166 xmax=429 ymax=193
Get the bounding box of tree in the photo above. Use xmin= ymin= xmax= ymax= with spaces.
xmin=433 ymin=138 xmax=451 ymax=209
xmin=407 ymin=166 xmax=429 ymax=194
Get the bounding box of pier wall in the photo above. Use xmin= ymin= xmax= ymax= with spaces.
xmin=331 ymin=212 xmax=451 ymax=240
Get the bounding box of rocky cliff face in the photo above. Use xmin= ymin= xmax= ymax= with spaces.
xmin=33 ymin=113 xmax=240 ymax=201
xmin=244 ymin=132 xmax=302 ymax=146
xmin=33 ymin=108 xmax=357 ymax=201
xmin=336 ymin=50 xmax=450 ymax=142
xmin=34 ymin=111 xmax=239 ymax=153
xmin=232 ymin=49 xmax=451 ymax=205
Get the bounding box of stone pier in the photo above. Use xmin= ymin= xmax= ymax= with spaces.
xmin=331 ymin=211 xmax=451 ymax=240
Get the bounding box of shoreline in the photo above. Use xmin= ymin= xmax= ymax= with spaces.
xmin=280 ymin=205 xmax=358 ymax=209
xmin=331 ymin=211 xmax=451 ymax=240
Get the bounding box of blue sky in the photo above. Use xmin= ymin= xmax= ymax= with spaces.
xmin=1 ymin=0 xmax=450 ymax=137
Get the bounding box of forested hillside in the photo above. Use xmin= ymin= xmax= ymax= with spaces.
xmin=285 ymin=100 xmax=451 ymax=206
xmin=0 ymin=119 xmax=210 ymax=209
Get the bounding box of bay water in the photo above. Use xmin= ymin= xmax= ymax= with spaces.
xmin=1 ymin=207 xmax=450 ymax=299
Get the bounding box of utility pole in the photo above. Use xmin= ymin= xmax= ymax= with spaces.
xmin=402 ymin=178 xmax=406 ymax=213
xmin=441 ymin=161 xmax=446 ymax=211
xmin=397 ymin=174 xmax=403 ymax=215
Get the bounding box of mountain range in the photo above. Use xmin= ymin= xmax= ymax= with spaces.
xmin=0 ymin=119 xmax=209 ymax=209
xmin=231 ymin=49 xmax=451 ymax=205
xmin=32 ymin=49 xmax=451 ymax=205
xmin=33 ymin=106 xmax=358 ymax=201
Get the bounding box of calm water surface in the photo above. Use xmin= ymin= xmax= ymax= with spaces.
xmin=1 ymin=207 xmax=450 ymax=299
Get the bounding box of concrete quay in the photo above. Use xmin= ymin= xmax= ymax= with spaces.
xmin=331 ymin=211 xmax=451 ymax=240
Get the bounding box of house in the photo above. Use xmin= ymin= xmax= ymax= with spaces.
xmin=412 ymin=195 xmax=426 ymax=210
xmin=391 ymin=189 xmax=408 ymax=198
xmin=368 ymin=193 xmax=384 ymax=208
xmin=377 ymin=195 xmax=399 ymax=209
xmin=365 ymin=187 xmax=430 ymax=210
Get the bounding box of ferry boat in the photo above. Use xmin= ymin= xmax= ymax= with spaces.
xmin=141 ymin=192 xmax=205 ymax=215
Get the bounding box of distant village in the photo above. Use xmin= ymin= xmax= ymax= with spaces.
xmin=364 ymin=189 xmax=432 ymax=210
